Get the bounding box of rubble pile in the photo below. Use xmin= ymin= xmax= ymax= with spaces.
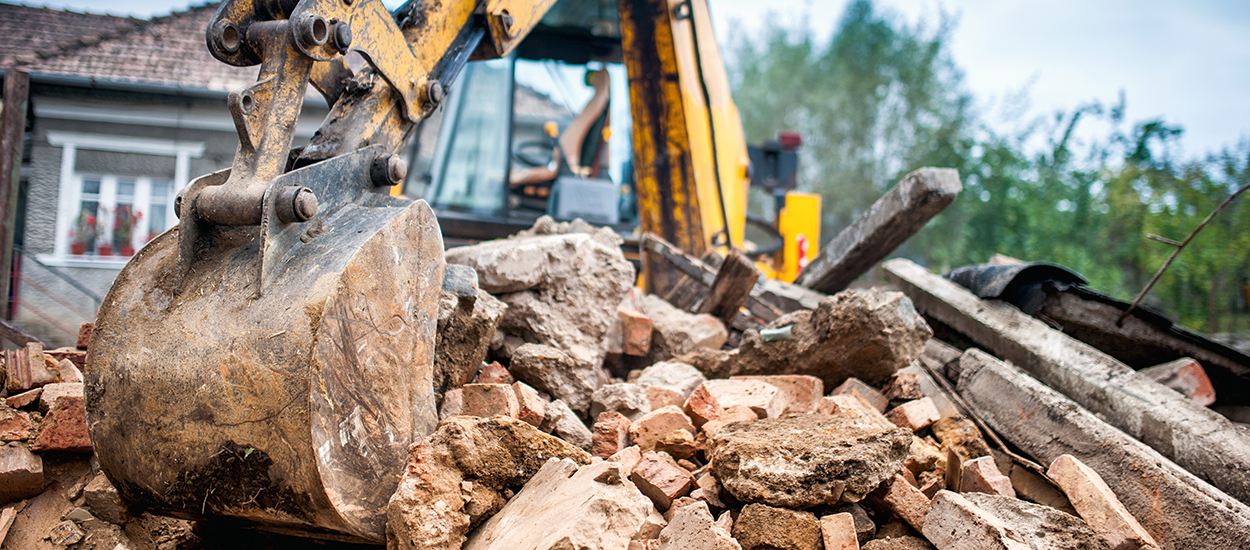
xmin=0 ymin=217 xmax=1242 ymax=550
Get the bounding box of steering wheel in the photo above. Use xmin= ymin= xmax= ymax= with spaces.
xmin=512 ymin=139 xmax=556 ymax=168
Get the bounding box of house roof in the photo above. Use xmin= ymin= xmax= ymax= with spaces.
xmin=0 ymin=2 xmax=258 ymax=92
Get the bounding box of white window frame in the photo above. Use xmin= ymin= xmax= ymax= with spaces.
xmin=40 ymin=132 xmax=204 ymax=268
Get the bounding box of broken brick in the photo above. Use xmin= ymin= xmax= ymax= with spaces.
xmin=868 ymin=473 xmax=931 ymax=532
xmin=730 ymin=374 xmax=823 ymax=414
xmin=884 ymin=372 xmax=924 ymax=400
xmin=921 ymin=491 xmax=1030 ymax=550
xmin=440 ymin=388 xmax=464 ymax=419
xmin=885 ymin=397 xmax=940 ymax=432
xmin=32 ymin=393 xmax=91 ymax=452
xmin=5 ymin=388 xmax=41 ymax=410
xmin=511 ymin=381 xmax=546 ymax=427
xmin=593 ymin=411 xmax=633 ymax=459
xmin=629 ymin=406 xmax=695 ymax=451
xmin=609 ymin=445 xmax=643 ymax=475
xmin=683 ymin=384 xmax=722 ymax=427
xmin=821 ymin=512 xmax=860 ymax=550
xmin=831 ymin=377 xmax=889 ymax=413
xmin=0 ymin=442 xmax=43 ymax=502
xmin=1140 ymin=357 xmax=1216 ymax=406
xmin=461 ymin=383 xmax=520 ymax=418
xmin=646 ymin=386 xmax=686 ymax=411
xmin=0 ymin=412 xmax=31 ymax=442
xmin=701 ymin=379 xmax=782 ymax=419
xmin=630 ymin=451 xmax=695 ymax=511
xmin=654 ymin=429 xmax=697 ymax=461
xmin=619 ymin=308 xmax=654 ymax=356
xmin=475 ymin=362 xmax=514 ymax=385
xmin=961 ymin=456 xmax=1015 ymax=498
xmin=1047 ymin=454 xmax=1159 ymax=550
xmin=77 ymin=322 xmax=93 ymax=350
xmin=38 ymin=382 xmax=83 ymax=414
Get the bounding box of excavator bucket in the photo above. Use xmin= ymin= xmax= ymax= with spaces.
xmin=84 ymin=148 xmax=445 ymax=543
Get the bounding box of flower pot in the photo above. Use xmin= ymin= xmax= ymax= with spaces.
xmin=71 ymin=242 xmax=87 ymax=255
xmin=120 ymin=244 xmax=135 ymax=257
xmin=97 ymin=244 xmax=113 ymax=256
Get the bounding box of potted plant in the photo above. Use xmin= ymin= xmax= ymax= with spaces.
xmin=70 ymin=208 xmax=99 ymax=255
xmin=113 ymin=205 xmax=141 ymax=256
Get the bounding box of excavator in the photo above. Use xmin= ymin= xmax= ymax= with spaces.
xmin=85 ymin=0 xmax=821 ymax=543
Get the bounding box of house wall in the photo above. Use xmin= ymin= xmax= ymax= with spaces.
xmin=15 ymin=85 xmax=329 ymax=346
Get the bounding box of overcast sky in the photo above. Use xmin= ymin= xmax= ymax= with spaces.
xmin=21 ymin=0 xmax=1250 ymax=157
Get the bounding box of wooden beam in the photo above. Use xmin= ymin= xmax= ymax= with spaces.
xmin=797 ymin=168 xmax=960 ymax=293
xmin=640 ymin=233 xmax=782 ymax=322
xmin=699 ymin=248 xmax=761 ymax=326
xmin=883 ymin=258 xmax=1250 ymax=506
xmin=0 ymin=316 xmax=41 ymax=347
xmin=0 ymin=70 xmax=29 ymax=319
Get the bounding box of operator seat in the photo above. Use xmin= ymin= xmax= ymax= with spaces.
xmin=510 ymin=69 xmax=611 ymax=188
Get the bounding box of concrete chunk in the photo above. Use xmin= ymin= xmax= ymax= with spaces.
xmin=640 ymin=295 xmax=728 ymax=362
xmin=0 ymin=443 xmax=42 ymax=503
xmin=540 ymin=399 xmax=593 ymax=451
xmin=636 ymin=361 xmax=706 ymax=397
xmin=591 ymin=383 xmax=652 ymax=421
xmin=962 ymin=492 xmax=1109 ymax=550
xmin=1048 ymin=455 xmax=1159 ymax=550
xmin=658 ymin=501 xmax=741 ymax=550
xmin=709 ymin=414 xmax=911 ymax=508
xmin=511 ymin=344 xmax=598 ymax=416
xmin=732 ymin=503 xmax=822 ymax=550
xmin=463 ymin=459 xmax=655 ymax=550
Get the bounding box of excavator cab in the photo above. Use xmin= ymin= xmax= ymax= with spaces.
xmin=408 ymin=8 xmax=637 ymax=245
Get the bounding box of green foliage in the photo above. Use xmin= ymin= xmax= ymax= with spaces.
xmin=725 ymin=0 xmax=1250 ymax=334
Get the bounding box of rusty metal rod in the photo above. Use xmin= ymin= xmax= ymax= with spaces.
xmin=1118 ymin=182 xmax=1250 ymax=325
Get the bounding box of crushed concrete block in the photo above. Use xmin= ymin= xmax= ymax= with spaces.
xmin=646 ymin=386 xmax=686 ymax=411
xmin=620 ymin=308 xmax=654 ymax=356
xmin=592 ymin=383 xmax=652 ymax=421
xmin=593 ymin=411 xmax=633 ymax=459
xmin=701 ymin=379 xmax=782 ymax=419
xmin=698 ymin=289 xmax=932 ymax=389
xmin=512 ymin=381 xmax=546 ymax=427
xmin=962 ymin=492 xmax=1110 ymax=550
xmin=510 ymin=343 xmax=598 ymax=416
xmin=475 ymin=362 xmax=514 ymax=385
xmin=540 ymin=399 xmax=593 ymax=451
xmin=822 ymin=512 xmax=861 ymax=550
xmin=462 ymin=458 xmax=655 ymax=550
xmin=663 ymin=496 xmax=698 ymax=522
xmin=730 ymin=374 xmax=824 ymax=414
xmin=832 ymin=378 xmax=889 ymax=412
xmin=921 ymin=491 xmax=1030 ymax=550
xmin=32 ymin=392 xmax=91 ymax=452
xmin=440 ymin=388 xmax=464 ymax=419
xmin=388 ymin=417 xmax=591 ymax=550
xmin=709 ymin=414 xmax=910 ymax=508
xmin=1047 ymin=454 xmax=1159 ymax=550
xmin=885 ymin=372 xmax=925 ymax=400
xmin=630 ymin=406 xmax=696 ymax=451
xmin=610 ymin=445 xmax=643 ymax=475
xmin=38 ymin=382 xmax=83 ymax=413
xmin=435 ymin=287 xmax=507 ymax=398
xmin=630 ymin=451 xmax=696 ymax=511
xmin=867 ymin=473 xmax=930 ymax=532
xmin=636 ymin=361 xmax=706 ymax=397
xmin=683 ymin=383 xmax=722 ymax=428
xmin=962 ymin=456 xmax=1015 ymax=498
xmin=83 ymin=472 xmax=130 ymax=525
xmin=885 ymin=397 xmax=940 ymax=432
xmin=640 ymin=295 xmax=728 ymax=363
xmin=862 ymin=536 xmax=934 ymax=550
xmin=732 ymin=503 xmax=822 ymax=550
xmin=658 ymin=500 xmax=741 ymax=550
xmin=1140 ymin=357 xmax=1216 ymax=406
xmin=0 ymin=443 xmax=42 ymax=503
xmin=5 ymin=388 xmax=41 ymax=410
xmin=462 ymin=383 xmax=520 ymax=418
xmin=932 ymin=416 xmax=992 ymax=462
xmin=446 ymin=228 xmax=634 ymax=376
xmin=833 ymin=503 xmax=876 ymax=544
xmin=817 ymin=395 xmax=897 ymax=430
xmin=0 ymin=411 xmax=30 ymax=442
xmin=636 ymin=509 xmax=668 ymax=540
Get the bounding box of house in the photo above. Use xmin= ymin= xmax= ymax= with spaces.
xmin=0 ymin=2 xmax=330 ymax=345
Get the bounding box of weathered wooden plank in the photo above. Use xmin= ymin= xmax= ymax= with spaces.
xmin=699 ymin=248 xmax=761 ymax=326
xmin=640 ymin=234 xmax=782 ymax=322
xmin=0 ymin=317 xmax=42 ymax=347
xmin=797 ymin=168 xmax=961 ymax=293
xmin=883 ymin=258 xmax=1250 ymax=506
xmin=957 ymin=348 xmax=1250 ymax=550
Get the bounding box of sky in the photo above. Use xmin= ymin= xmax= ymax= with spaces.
xmin=19 ymin=0 xmax=1250 ymax=157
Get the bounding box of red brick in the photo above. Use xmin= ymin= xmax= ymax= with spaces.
xmin=0 ymin=443 xmax=43 ymax=502
xmin=662 ymin=496 xmax=699 ymax=522
xmin=731 ymin=374 xmax=824 ymax=414
xmin=609 ymin=445 xmax=643 ymax=475
xmin=619 ymin=308 xmax=653 ymax=356
xmin=654 ymin=429 xmax=697 ymax=460
xmin=440 ymin=388 xmax=464 ymax=419
xmin=38 ymin=383 xmax=83 ymax=414
xmin=4 ymin=343 xmax=55 ymax=393
xmin=868 ymin=473 xmax=931 ymax=532
xmin=32 ymin=394 xmax=91 ymax=452
xmin=885 ymin=397 xmax=941 ymax=432
xmin=0 ymin=411 xmax=31 ymax=442
xmin=1141 ymin=357 xmax=1216 ymax=406
xmin=629 ymin=451 xmax=695 ymax=511
xmin=593 ymin=411 xmax=633 ymax=459
xmin=884 ymin=372 xmax=924 ymax=400
xmin=4 ymin=388 xmax=40 ymax=410
xmin=475 ymin=362 xmax=514 ymax=385
xmin=831 ymin=377 xmax=889 ymax=412
xmin=511 ymin=381 xmax=546 ymax=427
xmin=629 ymin=405 xmax=695 ymax=451
xmin=645 ymin=385 xmax=685 ymax=411
xmin=701 ymin=379 xmax=782 ymax=419
xmin=961 ymin=456 xmax=1015 ymax=498
xmin=77 ymin=322 xmax=94 ymax=350
xmin=461 ymin=383 xmax=519 ymax=418
xmin=1048 ymin=454 xmax=1158 ymax=550
xmin=683 ymin=384 xmax=722 ymax=427
xmin=820 ymin=512 xmax=860 ymax=550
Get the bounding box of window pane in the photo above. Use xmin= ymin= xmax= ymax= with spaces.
xmin=151 ymin=179 xmax=172 ymax=199
xmin=429 ymin=58 xmax=512 ymax=214
xmin=117 ymin=179 xmax=135 ymax=199
xmin=82 ymin=178 xmax=101 ymax=196
xmin=113 ymin=204 xmax=139 ymax=254
xmin=149 ymin=205 xmax=167 ymax=239
xmin=71 ymin=201 xmax=101 ymax=255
